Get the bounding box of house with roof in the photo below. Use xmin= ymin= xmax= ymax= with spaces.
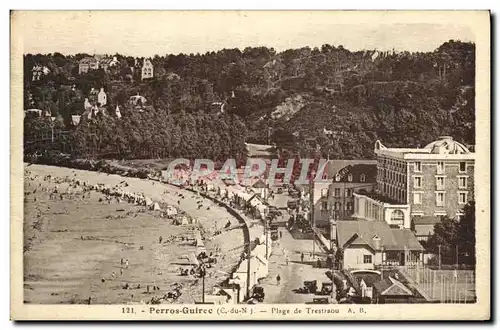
xmin=411 ymin=216 xmax=443 ymax=243
xmin=79 ymin=57 xmax=99 ymax=74
xmin=24 ymin=108 xmax=43 ymax=118
xmin=252 ymin=179 xmax=269 ymax=200
xmin=335 ymin=220 xmax=424 ymax=270
xmin=141 ymin=58 xmax=154 ymax=80
xmin=99 ymin=56 xmax=119 ymax=72
xmin=129 ymin=94 xmax=147 ymax=107
xmin=31 ymin=64 xmax=50 ymax=81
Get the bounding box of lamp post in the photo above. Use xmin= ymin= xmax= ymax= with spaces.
xmin=330 ymin=211 xmax=337 ymax=302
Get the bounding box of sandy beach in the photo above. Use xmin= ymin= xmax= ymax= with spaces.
xmin=23 ymin=164 xmax=245 ymax=304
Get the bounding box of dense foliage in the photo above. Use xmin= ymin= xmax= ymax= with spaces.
xmin=426 ymin=202 xmax=476 ymax=265
xmin=23 ymin=40 xmax=475 ymax=161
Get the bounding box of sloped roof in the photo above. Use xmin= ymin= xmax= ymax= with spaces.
xmin=374 ymin=277 xmax=413 ymax=296
xmin=252 ymin=179 xmax=267 ymax=189
xmin=100 ymin=57 xmax=119 ymax=65
xmin=79 ymin=57 xmax=98 ymax=64
xmin=337 ymin=220 xmax=424 ymax=251
xmin=334 ymin=164 xmax=377 ymax=183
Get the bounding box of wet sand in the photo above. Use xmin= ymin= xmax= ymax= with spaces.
xmin=23 ymin=164 xmax=245 ymax=304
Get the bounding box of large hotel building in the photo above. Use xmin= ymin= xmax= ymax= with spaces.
xmin=352 ymin=136 xmax=475 ymax=229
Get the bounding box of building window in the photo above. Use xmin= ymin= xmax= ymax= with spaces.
xmin=414 ymin=161 xmax=422 ymax=172
xmin=335 ymin=175 xmax=341 ymax=182
xmin=413 ymin=176 xmax=422 ymax=189
xmin=458 ymin=176 xmax=468 ymax=189
xmin=413 ymin=192 xmax=422 ymax=205
xmin=459 ymin=162 xmax=467 ymax=173
xmin=345 ymin=188 xmax=353 ymax=197
xmin=334 ymin=188 xmax=341 ymax=197
xmin=347 ymin=174 xmax=353 ymax=182
xmin=436 ymin=192 xmax=445 ymax=207
xmin=346 ymin=202 xmax=353 ymax=211
xmin=391 ymin=210 xmax=404 ymax=226
xmin=360 ymin=174 xmax=366 ymax=182
xmin=458 ymin=192 xmax=468 ymax=205
xmin=321 ymin=188 xmax=328 ymax=197
xmin=436 ymin=176 xmax=445 ymax=190
xmin=363 ymin=255 xmax=373 ymax=264
xmin=334 ymin=202 xmax=341 ymax=210
xmin=437 ymin=161 xmax=445 ymax=174
xmin=321 ymin=201 xmax=328 ymax=210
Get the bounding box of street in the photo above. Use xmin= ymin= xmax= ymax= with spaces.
xmin=259 ymin=225 xmax=330 ymax=303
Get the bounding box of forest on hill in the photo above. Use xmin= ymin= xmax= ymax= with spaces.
xmin=23 ymin=40 xmax=475 ymax=161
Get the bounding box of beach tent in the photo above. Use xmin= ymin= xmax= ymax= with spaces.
xmin=194 ymin=230 xmax=204 ymax=248
xmin=165 ymin=205 xmax=178 ymax=217
xmin=181 ymin=216 xmax=189 ymax=225
xmin=152 ymin=202 xmax=161 ymax=211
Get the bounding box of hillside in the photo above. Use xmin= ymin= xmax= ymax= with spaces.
xmin=23 ymin=40 xmax=475 ymax=160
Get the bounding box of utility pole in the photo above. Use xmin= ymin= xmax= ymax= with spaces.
xmin=246 ymin=242 xmax=251 ymax=300
xmin=330 ymin=211 xmax=337 ymax=302
xmin=266 ymin=221 xmax=269 ymax=259
xmin=310 ymin=171 xmax=316 ymax=259
xmin=200 ymin=264 xmax=206 ymax=303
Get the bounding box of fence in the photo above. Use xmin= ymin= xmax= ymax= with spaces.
xmin=402 ymin=265 xmax=476 ymax=303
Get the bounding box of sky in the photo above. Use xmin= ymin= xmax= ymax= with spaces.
xmin=12 ymin=11 xmax=476 ymax=57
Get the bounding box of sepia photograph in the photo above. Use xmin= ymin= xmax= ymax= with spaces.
xmin=10 ymin=10 xmax=490 ymax=320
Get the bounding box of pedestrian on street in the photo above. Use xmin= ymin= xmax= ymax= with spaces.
xmin=276 ymin=274 xmax=281 ymax=286
xmin=279 ymin=231 xmax=283 ymax=239
xmin=286 ymin=256 xmax=289 ymax=266
xmin=301 ymin=253 xmax=305 ymax=263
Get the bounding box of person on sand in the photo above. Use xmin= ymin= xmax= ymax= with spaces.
xmin=159 ymin=236 xmax=163 ymax=244
xmin=276 ymin=274 xmax=281 ymax=286
xmin=125 ymin=259 xmax=129 ymax=268
xmin=120 ymin=268 xmax=123 ymax=276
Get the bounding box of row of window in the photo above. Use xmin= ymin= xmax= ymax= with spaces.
xmin=413 ymin=191 xmax=469 ymax=206
xmin=331 ymin=188 xmax=354 ymax=197
xmin=413 ymin=175 xmax=468 ymax=189
xmin=378 ymin=168 xmax=407 ymax=186
xmin=379 ymin=157 xmax=406 ymax=171
xmin=413 ymin=161 xmax=468 ymax=173
xmin=334 ymin=173 xmax=366 ymax=182
xmin=379 ymin=183 xmax=407 ymax=203
xmin=320 ymin=201 xmax=353 ymax=211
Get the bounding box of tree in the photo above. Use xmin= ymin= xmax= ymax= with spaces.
xmin=426 ymin=201 xmax=475 ymax=265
